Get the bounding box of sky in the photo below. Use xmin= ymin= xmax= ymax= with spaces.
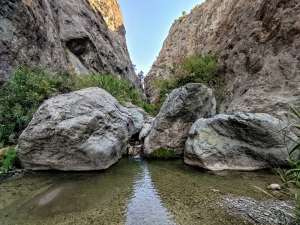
xmin=118 ymin=0 xmax=205 ymax=75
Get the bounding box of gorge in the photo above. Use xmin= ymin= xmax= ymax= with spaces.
xmin=0 ymin=0 xmax=300 ymax=224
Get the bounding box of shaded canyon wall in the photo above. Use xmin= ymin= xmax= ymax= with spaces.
xmin=0 ymin=0 xmax=140 ymax=89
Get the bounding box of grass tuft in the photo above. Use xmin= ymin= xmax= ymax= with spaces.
xmin=147 ymin=149 xmax=173 ymax=159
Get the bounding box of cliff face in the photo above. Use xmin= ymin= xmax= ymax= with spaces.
xmin=0 ymin=0 xmax=140 ymax=89
xmin=87 ymin=0 xmax=125 ymax=35
xmin=145 ymin=0 xmax=300 ymax=119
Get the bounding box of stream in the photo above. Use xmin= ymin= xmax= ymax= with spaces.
xmin=0 ymin=156 xmax=293 ymax=225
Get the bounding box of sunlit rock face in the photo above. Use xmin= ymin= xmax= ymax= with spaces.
xmin=0 ymin=0 xmax=140 ymax=90
xmin=87 ymin=0 xmax=125 ymax=35
xmin=145 ymin=0 xmax=300 ymax=120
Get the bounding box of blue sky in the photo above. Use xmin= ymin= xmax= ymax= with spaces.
xmin=118 ymin=0 xmax=205 ymax=75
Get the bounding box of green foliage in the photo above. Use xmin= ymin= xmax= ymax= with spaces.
xmin=272 ymin=103 xmax=300 ymax=220
xmin=274 ymin=105 xmax=300 ymax=188
xmin=62 ymin=43 xmax=69 ymax=61
xmin=0 ymin=66 xmax=156 ymax=145
xmin=0 ymin=146 xmax=18 ymax=173
xmin=153 ymin=53 xmax=227 ymax=113
xmin=0 ymin=67 xmax=42 ymax=145
xmin=148 ymin=149 xmax=173 ymax=159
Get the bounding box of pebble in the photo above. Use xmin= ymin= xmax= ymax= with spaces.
xmin=267 ymin=184 xmax=281 ymax=190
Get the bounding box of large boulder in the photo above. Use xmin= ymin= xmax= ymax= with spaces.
xmin=144 ymin=83 xmax=216 ymax=156
xmin=16 ymin=87 xmax=135 ymax=171
xmin=185 ymin=113 xmax=296 ymax=171
xmin=125 ymin=102 xmax=152 ymax=135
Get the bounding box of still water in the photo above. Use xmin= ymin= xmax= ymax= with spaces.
xmin=0 ymin=156 xmax=289 ymax=225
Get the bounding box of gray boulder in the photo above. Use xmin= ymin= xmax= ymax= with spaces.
xmin=185 ymin=113 xmax=296 ymax=171
xmin=139 ymin=123 xmax=152 ymax=141
xmin=16 ymin=87 xmax=135 ymax=171
xmin=144 ymin=83 xmax=216 ymax=156
xmin=125 ymin=102 xmax=152 ymax=135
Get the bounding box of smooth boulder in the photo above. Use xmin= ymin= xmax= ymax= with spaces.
xmin=185 ymin=113 xmax=296 ymax=171
xmin=139 ymin=123 xmax=152 ymax=141
xmin=125 ymin=102 xmax=152 ymax=135
xmin=144 ymin=83 xmax=216 ymax=156
xmin=16 ymin=87 xmax=135 ymax=171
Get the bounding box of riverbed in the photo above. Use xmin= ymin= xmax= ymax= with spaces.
xmin=0 ymin=156 xmax=295 ymax=225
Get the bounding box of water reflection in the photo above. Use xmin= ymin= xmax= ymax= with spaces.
xmin=38 ymin=188 xmax=62 ymax=205
xmin=126 ymin=156 xmax=175 ymax=225
xmin=0 ymin=158 xmax=290 ymax=225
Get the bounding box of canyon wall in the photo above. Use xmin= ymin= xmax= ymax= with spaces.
xmin=145 ymin=0 xmax=300 ymax=119
xmin=0 ymin=0 xmax=140 ymax=89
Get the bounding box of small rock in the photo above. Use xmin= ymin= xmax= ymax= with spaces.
xmin=128 ymin=146 xmax=140 ymax=156
xmin=139 ymin=123 xmax=152 ymax=141
xmin=267 ymin=184 xmax=281 ymax=190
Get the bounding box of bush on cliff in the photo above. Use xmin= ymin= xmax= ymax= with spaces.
xmin=154 ymin=53 xmax=227 ymax=113
xmin=0 ymin=66 xmax=156 ymax=146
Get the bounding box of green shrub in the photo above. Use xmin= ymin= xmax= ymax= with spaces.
xmin=0 ymin=146 xmax=18 ymax=173
xmin=153 ymin=53 xmax=227 ymax=113
xmin=148 ymin=149 xmax=173 ymax=159
xmin=274 ymin=105 xmax=300 ymax=188
xmin=0 ymin=67 xmax=42 ymax=144
xmin=0 ymin=66 xmax=156 ymax=145
xmin=272 ymin=103 xmax=300 ymax=221
xmin=62 ymin=43 xmax=69 ymax=61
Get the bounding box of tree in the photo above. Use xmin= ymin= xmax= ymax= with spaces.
xmin=132 ymin=62 xmax=137 ymax=71
xmin=138 ymin=71 xmax=144 ymax=83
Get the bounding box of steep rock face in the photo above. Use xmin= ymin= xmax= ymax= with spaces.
xmin=0 ymin=0 xmax=140 ymax=89
xmin=145 ymin=0 xmax=300 ymax=119
xmin=16 ymin=87 xmax=135 ymax=171
xmin=87 ymin=0 xmax=125 ymax=34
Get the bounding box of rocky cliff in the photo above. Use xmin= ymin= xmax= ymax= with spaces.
xmin=145 ymin=0 xmax=300 ymax=119
xmin=0 ymin=0 xmax=140 ymax=89
xmin=87 ymin=0 xmax=125 ymax=35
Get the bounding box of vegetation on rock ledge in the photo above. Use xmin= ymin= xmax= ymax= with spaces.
xmin=147 ymin=149 xmax=173 ymax=159
xmin=153 ymin=53 xmax=227 ymax=114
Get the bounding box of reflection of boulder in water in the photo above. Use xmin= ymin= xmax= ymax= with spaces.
xmin=38 ymin=188 xmax=62 ymax=205
xmin=0 ymin=158 xmax=140 ymax=224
